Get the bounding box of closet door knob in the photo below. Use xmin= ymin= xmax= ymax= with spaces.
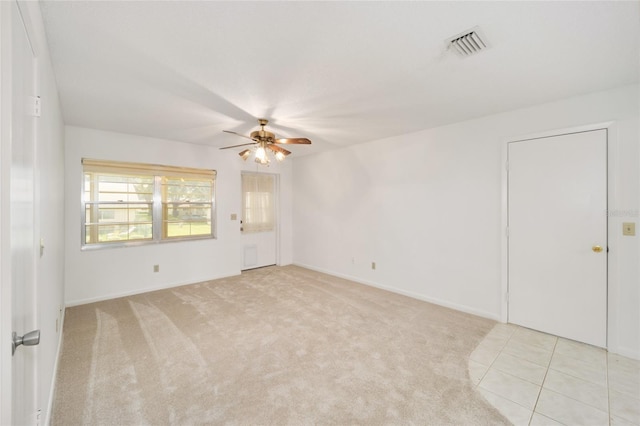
xmin=12 ymin=329 xmax=40 ymax=356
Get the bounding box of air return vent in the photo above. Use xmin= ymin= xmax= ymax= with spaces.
xmin=448 ymin=27 xmax=488 ymax=56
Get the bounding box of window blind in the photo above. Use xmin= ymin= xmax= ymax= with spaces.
xmin=82 ymin=158 xmax=216 ymax=180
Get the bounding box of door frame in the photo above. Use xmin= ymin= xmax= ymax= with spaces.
xmin=240 ymin=171 xmax=281 ymax=268
xmin=501 ymin=121 xmax=620 ymax=349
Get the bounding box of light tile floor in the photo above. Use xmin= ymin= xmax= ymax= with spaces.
xmin=468 ymin=324 xmax=640 ymax=426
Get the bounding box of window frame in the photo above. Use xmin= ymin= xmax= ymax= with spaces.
xmin=81 ymin=159 xmax=216 ymax=250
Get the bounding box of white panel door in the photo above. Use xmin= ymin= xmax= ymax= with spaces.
xmin=6 ymin=1 xmax=39 ymax=424
xmin=508 ymin=130 xmax=607 ymax=347
xmin=241 ymin=173 xmax=277 ymax=270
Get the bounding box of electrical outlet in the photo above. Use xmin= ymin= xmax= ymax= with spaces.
xmin=622 ymin=222 xmax=636 ymax=236
xmin=153 ymin=264 xmax=160 ymax=272
xmin=371 ymin=262 xmax=376 ymax=270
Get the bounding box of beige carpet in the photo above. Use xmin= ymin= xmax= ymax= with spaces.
xmin=52 ymin=265 xmax=508 ymax=425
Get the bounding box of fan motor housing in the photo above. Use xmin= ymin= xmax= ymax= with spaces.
xmin=250 ymin=130 xmax=276 ymax=142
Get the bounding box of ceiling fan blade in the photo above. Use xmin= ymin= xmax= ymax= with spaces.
xmin=275 ymin=137 xmax=312 ymax=145
xmin=267 ymin=144 xmax=291 ymax=156
xmin=219 ymin=142 xmax=256 ymax=150
xmin=223 ymin=130 xmax=255 ymax=141
xmin=276 ymin=138 xmax=311 ymax=145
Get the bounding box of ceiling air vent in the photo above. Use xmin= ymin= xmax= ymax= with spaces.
xmin=448 ymin=27 xmax=488 ymax=57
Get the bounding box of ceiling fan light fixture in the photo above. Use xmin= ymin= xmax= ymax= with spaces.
xmin=255 ymin=146 xmax=269 ymax=164
xmin=239 ymin=149 xmax=251 ymax=161
xmin=275 ymin=151 xmax=286 ymax=162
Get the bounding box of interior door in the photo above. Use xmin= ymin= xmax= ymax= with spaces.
xmin=10 ymin=1 xmax=39 ymax=424
xmin=241 ymin=172 xmax=277 ymax=270
xmin=508 ymin=129 xmax=607 ymax=347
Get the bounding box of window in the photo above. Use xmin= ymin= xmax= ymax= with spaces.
xmin=242 ymin=173 xmax=275 ymax=233
xmin=162 ymin=176 xmax=213 ymax=239
xmin=82 ymin=159 xmax=216 ymax=248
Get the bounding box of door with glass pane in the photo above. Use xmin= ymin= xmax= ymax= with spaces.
xmin=241 ymin=173 xmax=277 ymax=270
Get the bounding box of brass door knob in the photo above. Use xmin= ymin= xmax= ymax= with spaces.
xmin=592 ymin=245 xmax=603 ymax=253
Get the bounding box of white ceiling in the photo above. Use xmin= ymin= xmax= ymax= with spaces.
xmin=40 ymin=1 xmax=639 ymax=156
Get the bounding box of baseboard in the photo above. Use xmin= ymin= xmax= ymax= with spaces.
xmin=608 ymin=344 xmax=640 ymax=361
xmin=292 ymin=262 xmax=501 ymax=322
xmin=44 ymin=305 xmax=65 ymax=426
xmin=65 ymin=271 xmax=241 ymax=307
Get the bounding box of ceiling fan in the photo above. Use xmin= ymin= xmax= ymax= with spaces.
xmin=220 ymin=119 xmax=311 ymax=164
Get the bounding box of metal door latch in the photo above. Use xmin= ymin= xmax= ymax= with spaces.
xmin=12 ymin=330 xmax=40 ymax=356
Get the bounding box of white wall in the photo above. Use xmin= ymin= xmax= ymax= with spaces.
xmin=64 ymin=126 xmax=293 ymax=305
xmin=292 ymin=84 xmax=640 ymax=359
xmin=0 ymin=1 xmax=66 ymax=424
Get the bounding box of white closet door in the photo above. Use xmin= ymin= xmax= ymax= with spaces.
xmin=508 ymin=129 xmax=607 ymax=347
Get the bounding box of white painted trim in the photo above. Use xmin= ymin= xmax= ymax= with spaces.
xmin=293 ymin=262 xmax=501 ymax=322
xmin=506 ymin=121 xmax=615 ymax=144
xmin=15 ymin=2 xmax=39 ymax=57
xmin=615 ymin=345 xmax=640 ymax=362
xmin=275 ymin=173 xmax=281 ymax=267
xmin=65 ymin=272 xmax=241 ymax=307
xmin=501 ymin=122 xmax=621 ymax=354
xmin=500 ymin=140 xmax=509 ymax=324
xmin=43 ymin=305 xmax=65 ymax=426
xmin=604 ymin=122 xmax=621 ymax=355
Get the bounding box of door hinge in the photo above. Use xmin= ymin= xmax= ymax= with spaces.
xmin=31 ymin=95 xmax=41 ymax=117
xmin=505 ymin=227 xmax=509 ymax=237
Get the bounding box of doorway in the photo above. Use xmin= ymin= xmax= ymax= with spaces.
xmin=241 ymin=172 xmax=278 ymax=270
xmin=507 ymin=129 xmax=607 ymax=347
